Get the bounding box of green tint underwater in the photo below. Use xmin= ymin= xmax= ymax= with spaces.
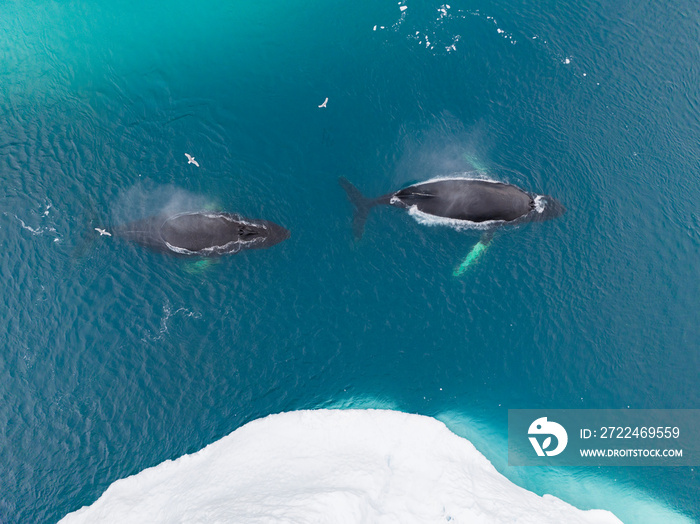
xmin=1 ymin=0 xmax=699 ymax=522
xmin=454 ymin=239 xmax=489 ymax=276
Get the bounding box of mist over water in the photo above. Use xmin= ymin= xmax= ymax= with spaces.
xmin=108 ymin=185 xmax=216 ymax=226
xmin=1 ymin=0 xmax=698 ymax=523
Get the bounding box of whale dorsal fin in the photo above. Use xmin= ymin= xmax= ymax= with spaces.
xmin=399 ymin=188 xmax=435 ymax=200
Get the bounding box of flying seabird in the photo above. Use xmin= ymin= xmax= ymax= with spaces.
xmin=95 ymin=228 xmax=111 ymax=236
xmin=318 ymin=97 xmax=328 ymax=108
xmin=185 ymin=153 xmax=200 ymax=167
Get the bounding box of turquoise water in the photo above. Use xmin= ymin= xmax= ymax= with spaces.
xmin=1 ymin=1 xmax=699 ymax=522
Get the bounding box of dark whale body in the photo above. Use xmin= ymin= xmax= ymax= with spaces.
xmin=339 ymin=177 xmax=565 ymax=238
xmin=113 ymin=212 xmax=289 ymax=256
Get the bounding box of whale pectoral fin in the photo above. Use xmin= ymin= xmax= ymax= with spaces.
xmin=453 ymin=234 xmax=492 ymax=277
xmin=462 ymin=153 xmax=489 ymax=174
xmin=184 ymin=258 xmax=219 ymax=275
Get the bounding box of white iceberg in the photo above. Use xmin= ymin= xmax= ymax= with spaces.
xmin=60 ymin=409 xmax=621 ymax=523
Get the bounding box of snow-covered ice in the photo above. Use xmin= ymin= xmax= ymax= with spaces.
xmin=60 ymin=409 xmax=621 ymax=524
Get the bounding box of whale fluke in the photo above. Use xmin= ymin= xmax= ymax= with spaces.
xmin=339 ymin=177 xmax=383 ymax=239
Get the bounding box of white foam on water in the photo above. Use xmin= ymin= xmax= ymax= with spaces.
xmin=15 ymin=216 xmax=43 ymax=235
xmin=11 ymin=213 xmax=58 ymax=237
xmin=163 ymin=242 xmax=195 ymax=255
xmin=396 ymin=5 xmax=519 ymax=54
xmin=408 ymin=205 xmax=505 ymax=230
xmin=164 ymin=240 xmax=245 ymax=256
xmin=534 ymin=195 xmax=546 ymax=213
xmin=144 ymin=301 xmax=202 ymax=342
xmin=60 ymin=409 xmax=621 ymax=524
xmin=415 ymin=173 xmax=500 ymax=184
xmin=189 ymin=212 xmax=267 ymax=230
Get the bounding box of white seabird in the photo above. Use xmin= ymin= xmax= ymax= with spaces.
xmin=185 ymin=153 xmax=200 ymax=167
xmin=95 ymin=228 xmax=111 ymax=237
xmin=318 ymin=97 xmax=328 ymax=108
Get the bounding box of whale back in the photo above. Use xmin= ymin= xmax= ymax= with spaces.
xmin=395 ymin=179 xmax=534 ymax=223
xmin=161 ymin=213 xmax=242 ymax=252
xmin=114 ymin=212 xmax=289 ymax=256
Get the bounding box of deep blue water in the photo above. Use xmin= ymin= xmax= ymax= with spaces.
xmin=1 ymin=1 xmax=699 ymax=522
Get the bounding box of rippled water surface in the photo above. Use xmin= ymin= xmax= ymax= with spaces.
xmin=1 ymin=1 xmax=698 ymax=522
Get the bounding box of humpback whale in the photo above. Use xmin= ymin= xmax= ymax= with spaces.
xmin=339 ymin=176 xmax=565 ymax=275
xmin=112 ymin=211 xmax=289 ymax=256
xmin=339 ymin=176 xmax=565 ymax=239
